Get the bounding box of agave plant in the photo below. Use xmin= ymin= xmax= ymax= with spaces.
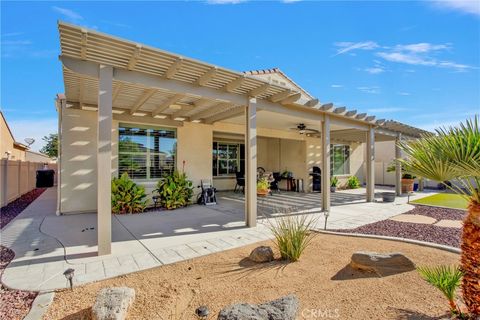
xmin=417 ymin=265 xmax=463 ymax=315
xmin=111 ymin=172 xmax=148 ymax=214
xmin=399 ymin=116 xmax=480 ymax=316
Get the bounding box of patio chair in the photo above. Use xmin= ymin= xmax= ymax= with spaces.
xmin=270 ymin=172 xmax=281 ymax=193
xmin=234 ymin=171 xmax=245 ymax=193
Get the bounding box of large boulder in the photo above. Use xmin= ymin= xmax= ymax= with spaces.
xmin=249 ymin=246 xmax=274 ymax=263
xmin=218 ymin=294 xmax=298 ymax=320
xmin=350 ymin=251 xmax=415 ymax=277
xmin=92 ymin=287 xmax=135 ymax=320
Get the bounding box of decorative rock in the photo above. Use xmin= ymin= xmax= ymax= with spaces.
xmin=195 ymin=305 xmax=210 ymax=318
xmin=350 ymin=251 xmax=415 ymax=276
xmin=249 ymin=246 xmax=274 ymax=263
xmin=92 ymin=287 xmax=135 ymax=320
xmin=218 ymin=294 xmax=299 ymax=320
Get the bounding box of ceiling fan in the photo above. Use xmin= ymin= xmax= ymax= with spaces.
xmin=289 ymin=123 xmax=320 ymax=136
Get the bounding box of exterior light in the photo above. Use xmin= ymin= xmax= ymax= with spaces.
xmin=63 ymin=268 xmax=75 ymax=290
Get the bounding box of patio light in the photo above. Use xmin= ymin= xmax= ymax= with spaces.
xmin=63 ymin=268 xmax=75 ymax=290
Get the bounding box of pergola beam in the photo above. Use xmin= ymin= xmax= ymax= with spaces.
xmin=152 ymin=93 xmax=184 ymax=116
xmin=305 ymin=98 xmax=319 ymax=107
xmin=127 ymin=45 xmax=142 ymax=70
xmin=249 ymin=82 xmax=270 ymax=97
xmin=80 ymin=29 xmax=88 ymax=60
xmin=320 ymin=103 xmax=334 ymax=111
xmin=164 ymin=57 xmax=184 ymax=79
xmin=204 ymin=107 xmax=243 ymax=124
xmin=345 ymin=110 xmax=357 ymax=117
xmin=129 ymin=89 xmax=156 ymax=115
xmin=356 ymin=113 xmax=367 ymax=120
xmin=224 ymin=75 xmax=245 ymax=92
xmin=280 ymin=92 xmax=302 ymax=105
xmin=170 ymin=105 xmax=195 ymax=120
xmin=333 ymin=106 xmax=346 ymax=114
xmin=189 ymin=103 xmax=230 ymax=122
xmin=269 ymin=89 xmax=292 ymax=103
xmin=112 ymin=83 xmax=124 ymax=103
xmin=195 ymin=67 xmax=217 ymax=86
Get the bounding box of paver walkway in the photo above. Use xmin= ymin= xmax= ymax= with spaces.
xmin=1 ymin=187 xmax=433 ymax=291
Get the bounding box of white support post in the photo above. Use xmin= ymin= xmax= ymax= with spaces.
xmin=366 ymin=126 xmax=375 ymax=202
xmin=245 ymin=97 xmax=257 ymax=227
xmin=395 ymin=133 xmax=402 ymax=196
xmin=321 ymin=116 xmax=331 ymax=212
xmin=97 ymin=65 xmax=113 ymax=256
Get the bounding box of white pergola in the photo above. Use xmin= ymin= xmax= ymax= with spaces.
xmin=57 ymin=22 xmax=427 ymax=255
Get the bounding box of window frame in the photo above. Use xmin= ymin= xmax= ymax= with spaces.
xmin=212 ymin=141 xmax=244 ymax=177
xmin=118 ymin=123 xmax=177 ymax=181
xmin=330 ymin=144 xmax=351 ymax=176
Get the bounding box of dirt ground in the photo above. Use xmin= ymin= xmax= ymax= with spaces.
xmin=44 ymin=233 xmax=460 ymax=320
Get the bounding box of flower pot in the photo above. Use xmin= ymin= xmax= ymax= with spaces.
xmin=330 ymin=186 xmax=337 ymax=193
xmin=257 ymin=189 xmax=269 ymax=197
xmin=401 ymin=178 xmax=415 ymax=193
xmin=382 ymin=192 xmax=395 ymax=202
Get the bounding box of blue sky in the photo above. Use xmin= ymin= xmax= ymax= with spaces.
xmin=1 ymin=0 xmax=479 ymax=151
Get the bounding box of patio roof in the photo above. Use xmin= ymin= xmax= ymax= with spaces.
xmin=59 ymin=21 xmax=390 ymax=129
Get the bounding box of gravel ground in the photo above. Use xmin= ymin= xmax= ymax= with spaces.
xmin=44 ymin=234 xmax=460 ymax=320
xmin=0 ymin=246 xmax=37 ymax=320
xmin=0 ymin=189 xmax=45 ymax=320
xmin=332 ymin=205 xmax=465 ymax=248
xmin=0 ymin=188 xmax=46 ymax=229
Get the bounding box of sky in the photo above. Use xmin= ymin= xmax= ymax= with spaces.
xmin=1 ymin=0 xmax=479 ymax=151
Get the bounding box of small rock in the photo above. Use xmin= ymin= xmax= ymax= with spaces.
xmin=249 ymin=246 xmax=274 ymax=263
xmin=218 ymin=294 xmax=298 ymax=320
xmin=92 ymin=287 xmax=135 ymax=320
xmin=195 ymin=306 xmax=209 ymax=317
xmin=350 ymin=251 xmax=415 ymax=276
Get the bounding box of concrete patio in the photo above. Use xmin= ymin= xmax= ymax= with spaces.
xmin=1 ymin=187 xmax=434 ymax=291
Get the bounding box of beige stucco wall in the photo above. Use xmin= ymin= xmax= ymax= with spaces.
xmin=59 ymin=108 xmax=368 ymax=213
xmin=1 ymin=115 xmax=26 ymax=161
xmin=25 ymin=151 xmax=54 ymax=163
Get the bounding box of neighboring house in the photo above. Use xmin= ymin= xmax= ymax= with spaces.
xmin=55 ymin=22 xmax=427 ymax=255
xmin=25 ymin=150 xmax=55 ymax=163
xmin=0 ymin=111 xmax=29 ymax=160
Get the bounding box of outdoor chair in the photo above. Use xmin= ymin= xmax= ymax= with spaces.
xmin=234 ymin=171 xmax=245 ymax=193
xmin=270 ymin=172 xmax=281 ymax=193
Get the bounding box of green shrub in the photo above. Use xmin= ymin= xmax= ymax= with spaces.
xmin=268 ymin=212 xmax=317 ymax=262
xmin=111 ymin=172 xmax=148 ymax=214
xmin=154 ymin=171 xmax=193 ymax=210
xmin=330 ymin=176 xmax=339 ymax=187
xmin=346 ymin=175 xmax=360 ymax=189
xmin=417 ymin=265 xmax=463 ymax=315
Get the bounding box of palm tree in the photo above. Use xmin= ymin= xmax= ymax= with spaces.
xmin=398 ymin=116 xmax=479 ymax=316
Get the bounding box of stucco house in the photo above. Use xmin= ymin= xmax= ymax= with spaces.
xmin=1 ymin=111 xmax=29 ymax=161
xmin=55 ymin=22 xmax=428 ymax=255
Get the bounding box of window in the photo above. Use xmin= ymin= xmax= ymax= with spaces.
xmin=212 ymin=142 xmax=244 ymax=176
xmin=118 ymin=124 xmax=176 ymax=180
xmin=330 ymin=144 xmax=350 ymax=175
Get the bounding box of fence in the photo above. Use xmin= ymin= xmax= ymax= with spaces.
xmin=0 ymin=159 xmax=57 ymax=207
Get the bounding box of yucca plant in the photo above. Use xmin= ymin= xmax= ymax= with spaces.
xmin=111 ymin=172 xmax=148 ymax=214
xmin=399 ymin=116 xmax=480 ymax=316
xmin=267 ymin=211 xmax=317 ymax=262
xmin=154 ymin=171 xmax=193 ymax=210
xmin=417 ymin=265 xmax=463 ymax=315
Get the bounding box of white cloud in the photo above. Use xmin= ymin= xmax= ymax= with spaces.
xmin=376 ymin=51 xmax=436 ymax=66
xmin=331 ymin=84 xmax=343 ymax=88
xmin=431 ymin=0 xmax=480 ymax=16
xmin=364 ymin=67 xmax=385 ymax=74
xmin=394 ymin=43 xmax=450 ymax=53
xmin=100 ymin=20 xmax=131 ymax=29
xmin=367 ymin=107 xmax=406 ymax=113
xmin=334 ymin=41 xmax=379 ymax=55
xmin=8 ymin=118 xmax=58 ymax=152
xmin=52 ymin=6 xmax=83 ymax=21
xmin=397 ymin=92 xmax=411 ymax=96
xmin=357 ymin=86 xmax=380 ymax=94
xmin=283 ymin=0 xmax=301 ymax=3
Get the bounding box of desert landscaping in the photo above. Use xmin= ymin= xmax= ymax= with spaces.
xmin=44 ymin=233 xmax=459 ymax=319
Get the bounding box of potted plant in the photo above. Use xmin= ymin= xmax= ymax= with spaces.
xmin=257 ymin=177 xmax=270 ymax=197
xmin=401 ymin=173 xmax=416 ymax=193
xmin=330 ymin=176 xmax=339 ymax=193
